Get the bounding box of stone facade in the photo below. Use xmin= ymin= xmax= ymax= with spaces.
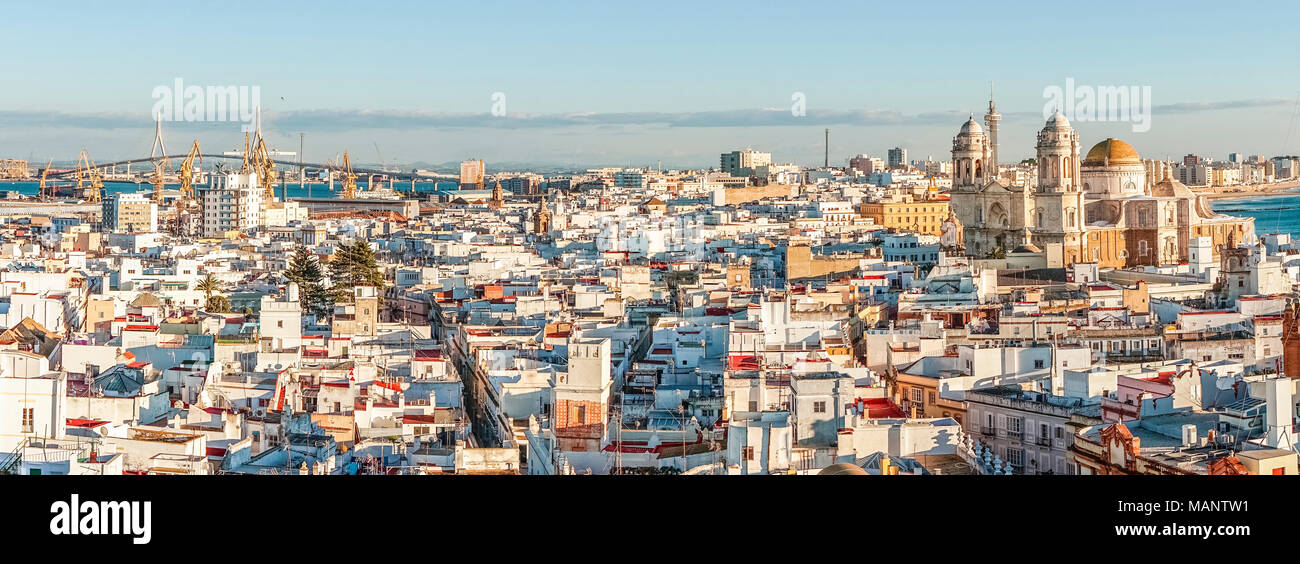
xmin=950 ymin=96 xmax=1254 ymax=268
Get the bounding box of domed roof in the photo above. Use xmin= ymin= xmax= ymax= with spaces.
xmin=959 ymin=116 xmax=983 ymax=135
xmin=1083 ymin=138 xmax=1141 ymax=166
xmin=818 ymin=463 xmax=869 ymax=476
xmin=1045 ymin=110 xmax=1070 ymax=128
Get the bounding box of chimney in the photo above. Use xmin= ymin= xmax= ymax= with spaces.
xmin=1266 ymin=375 xmax=1294 ymax=449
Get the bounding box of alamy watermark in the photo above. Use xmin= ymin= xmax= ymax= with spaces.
xmin=151 ymin=78 xmax=260 ymax=131
xmin=1043 ymin=78 xmax=1151 ymax=133
xmin=50 ymin=494 xmax=152 ymax=545
xmin=791 ymin=92 xmax=806 ymax=117
xmin=492 ymin=92 xmax=507 ymax=117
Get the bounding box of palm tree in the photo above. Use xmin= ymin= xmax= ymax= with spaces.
xmin=196 ymin=273 xmax=225 ymax=311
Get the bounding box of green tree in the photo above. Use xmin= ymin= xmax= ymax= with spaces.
xmin=283 ymin=244 xmax=331 ymax=318
xmin=327 ymin=240 xmax=386 ymax=304
xmin=206 ymin=295 xmax=231 ymax=313
xmin=196 ymin=272 xmax=229 ymax=313
xmin=196 ymin=272 xmax=223 ymax=302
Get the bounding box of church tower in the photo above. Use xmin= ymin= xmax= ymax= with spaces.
xmin=533 ymin=194 xmax=552 ymax=235
xmin=952 ymin=116 xmax=988 ymax=189
xmin=490 ymin=181 xmax=505 ymax=209
xmin=1029 ymin=110 xmax=1084 ymax=265
xmin=984 ymin=91 xmax=1001 ymax=175
xmin=1036 ymin=110 xmax=1080 ymax=193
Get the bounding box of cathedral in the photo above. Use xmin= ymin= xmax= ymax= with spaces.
xmin=948 ymin=96 xmax=1254 ymax=269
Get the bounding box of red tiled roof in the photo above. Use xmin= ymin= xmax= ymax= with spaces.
xmin=856 ymin=397 xmax=906 ymax=419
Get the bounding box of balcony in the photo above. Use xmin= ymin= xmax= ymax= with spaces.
xmin=1036 ymin=436 xmax=1052 ymax=447
xmin=980 ymin=426 xmax=997 ymax=437
xmin=1006 ymin=430 xmax=1023 ymax=440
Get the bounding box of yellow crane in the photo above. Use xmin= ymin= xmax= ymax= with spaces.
xmin=151 ymin=158 xmax=171 ymax=204
xmin=177 ymin=140 xmax=202 ymax=204
xmin=252 ymin=135 xmax=276 ymax=201
xmin=240 ymin=132 xmax=252 ymax=174
xmin=339 ymin=150 xmax=358 ymax=199
xmin=38 ymin=158 xmax=53 ymax=199
xmin=75 ymin=150 xmax=103 ymax=204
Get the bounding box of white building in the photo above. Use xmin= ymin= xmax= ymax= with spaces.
xmin=200 ymin=171 xmax=265 ymax=238
xmin=102 ymin=192 xmax=158 ymax=233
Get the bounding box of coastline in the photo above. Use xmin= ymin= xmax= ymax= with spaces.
xmin=1194 ymin=179 xmax=1300 ymax=201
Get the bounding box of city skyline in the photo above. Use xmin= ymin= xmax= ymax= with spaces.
xmin=3 ymin=0 xmax=1300 ymax=167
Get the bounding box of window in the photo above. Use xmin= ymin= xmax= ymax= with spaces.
xmin=1007 ymin=448 xmax=1024 ymax=469
xmin=813 ymin=401 xmax=826 ymax=413
xmin=21 ymin=408 xmax=34 ymax=433
xmin=748 ymin=400 xmax=758 ymax=412
xmin=1055 ymin=426 xmax=1064 ymax=439
xmin=1034 ymin=359 xmax=1045 ymax=369
xmin=576 ymin=404 xmax=587 ymax=422
xmin=743 ymin=446 xmax=755 ymax=461
xmin=909 ymin=388 xmax=924 ymax=405
xmin=928 ymin=392 xmax=936 ymax=405
xmin=1007 ymin=416 xmax=1024 ymax=437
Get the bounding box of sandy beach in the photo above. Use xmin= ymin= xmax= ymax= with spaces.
xmin=1194 ymin=179 xmax=1300 ymax=200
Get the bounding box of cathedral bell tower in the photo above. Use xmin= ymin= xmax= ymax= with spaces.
xmin=984 ymin=91 xmax=1001 ymax=175
xmin=952 ymin=116 xmax=988 ymax=189
xmin=1036 ymin=110 xmax=1080 ymax=193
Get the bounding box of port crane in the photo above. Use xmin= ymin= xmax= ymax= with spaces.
xmin=75 ymin=150 xmax=103 ymax=204
xmin=150 ymin=158 xmax=172 ymax=204
xmin=252 ymin=135 xmax=276 ymax=202
xmin=177 ymin=140 xmax=202 ymax=204
xmin=38 ymin=159 xmax=53 ymax=199
xmin=328 ymin=150 xmax=359 ymax=199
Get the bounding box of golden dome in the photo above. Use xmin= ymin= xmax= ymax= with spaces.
xmin=1082 ymin=138 xmax=1141 ymax=166
xmin=818 ymin=463 xmax=869 ymax=475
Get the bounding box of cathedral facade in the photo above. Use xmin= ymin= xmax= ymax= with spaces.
xmin=949 ymin=97 xmax=1254 ymax=269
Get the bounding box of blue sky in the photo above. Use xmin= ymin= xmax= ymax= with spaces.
xmin=2 ymin=0 xmax=1299 ymax=169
